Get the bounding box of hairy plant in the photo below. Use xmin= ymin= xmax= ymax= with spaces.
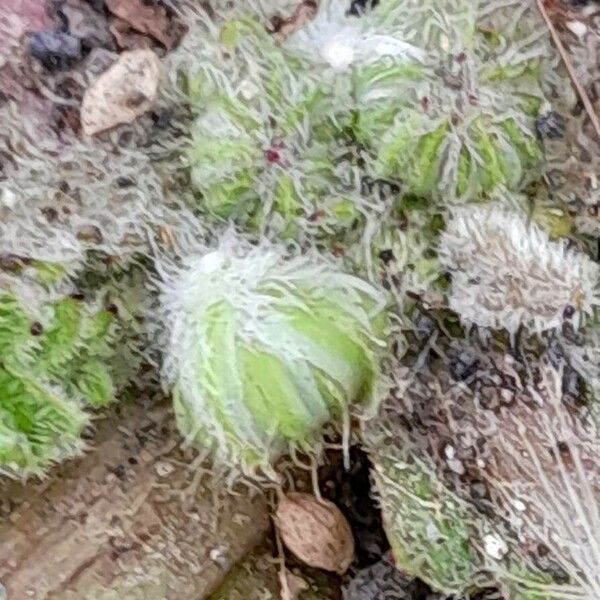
xmin=0 ymin=40 xmax=202 ymax=269
xmin=0 ymin=286 xmax=120 ymax=477
xmin=171 ymin=0 xmax=370 ymax=244
xmin=438 ymin=203 xmax=600 ymax=334
xmin=333 ymin=0 xmax=553 ymax=201
xmin=158 ymin=234 xmax=387 ymax=478
xmin=560 ymin=326 xmax=600 ymax=400
xmin=366 ymin=330 xmax=600 ymax=598
xmin=480 ymin=361 xmax=600 ymax=599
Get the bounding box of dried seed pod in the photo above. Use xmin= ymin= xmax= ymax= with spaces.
xmin=439 ymin=203 xmax=600 ymax=334
xmin=275 ymin=492 xmax=355 ymax=574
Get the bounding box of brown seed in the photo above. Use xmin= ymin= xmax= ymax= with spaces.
xmin=275 ymin=492 xmax=354 ymax=574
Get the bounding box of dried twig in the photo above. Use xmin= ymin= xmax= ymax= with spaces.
xmin=537 ymin=0 xmax=600 ymax=140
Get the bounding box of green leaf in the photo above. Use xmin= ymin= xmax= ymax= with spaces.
xmin=0 ymin=366 xmax=86 ymax=473
xmin=0 ymin=294 xmax=31 ymax=358
xmin=353 ymin=61 xmax=424 ymax=101
xmin=239 ymin=345 xmax=318 ymax=441
xmin=74 ymin=360 xmax=115 ymax=408
xmin=201 ymin=171 xmax=258 ymax=219
xmin=37 ymin=298 xmax=84 ymax=373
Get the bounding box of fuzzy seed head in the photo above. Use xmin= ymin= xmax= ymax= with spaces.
xmin=439 ymin=204 xmax=600 ymax=334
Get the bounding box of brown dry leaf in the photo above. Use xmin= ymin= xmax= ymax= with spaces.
xmin=275 ymin=492 xmax=354 ymax=574
xmin=109 ymin=17 xmax=154 ymax=50
xmin=105 ymin=0 xmax=183 ymax=50
xmin=80 ymin=49 xmax=161 ymax=136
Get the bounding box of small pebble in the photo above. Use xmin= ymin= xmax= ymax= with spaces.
xmin=566 ymin=20 xmax=587 ymax=38
xmin=30 ymin=322 xmax=44 ymax=336
xmin=1 ymin=188 xmax=18 ymax=209
xmin=483 ymin=533 xmax=508 ymax=560
xmin=209 ymin=546 xmax=230 ymax=569
xmin=154 ymin=460 xmax=175 ymax=477
xmin=81 ymin=49 xmax=161 ymax=135
xmin=342 ymin=556 xmax=439 ymax=600
xmin=378 ymin=249 xmax=394 ymax=264
xmin=348 ymin=0 xmax=379 ymax=16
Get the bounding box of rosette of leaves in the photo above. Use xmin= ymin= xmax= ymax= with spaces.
xmin=0 ymin=289 xmax=119 ymax=477
xmin=183 ymin=6 xmax=359 ymax=236
xmin=159 ymin=235 xmax=387 ymax=477
xmin=314 ymin=0 xmax=552 ymax=202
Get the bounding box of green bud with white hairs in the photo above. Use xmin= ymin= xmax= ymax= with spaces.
xmin=160 ymin=237 xmax=388 ymax=476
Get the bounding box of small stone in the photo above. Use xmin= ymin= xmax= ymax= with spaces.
xmin=444 ymin=444 xmax=455 ymax=460
xmin=378 ymin=249 xmax=394 ymax=264
xmin=439 ymin=34 xmax=450 ymax=52
xmin=425 ymin=521 xmax=440 ymax=542
xmin=81 ymin=49 xmax=162 ymax=135
xmin=348 ymin=0 xmax=379 ymax=17
xmin=239 ymin=78 xmax=260 ymax=100
xmin=77 ymin=225 xmax=103 ymax=244
xmin=62 ymin=2 xmax=114 ymax=50
xmin=154 ymin=461 xmax=174 ymax=477
xmin=448 ymin=458 xmax=466 ymax=475
xmin=209 ymin=545 xmax=230 ymax=569
xmin=566 ymin=20 xmax=587 ymax=38
xmin=0 ymin=188 xmax=17 ymax=209
xmin=484 ymin=533 xmax=508 ymax=560
xmin=30 ymin=321 xmax=44 ymax=336
xmin=321 ymin=38 xmax=355 ymax=71
xmin=342 ymin=556 xmax=435 ymax=600
xmin=500 ymin=388 xmax=514 ymax=403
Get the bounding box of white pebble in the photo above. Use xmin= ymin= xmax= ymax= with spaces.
xmin=154 ymin=461 xmax=175 ymax=477
xmin=513 ymin=499 xmax=526 ymax=512
xmin=425 ymin=521 xmax=440 ymax=542
xmin=566 ymin=21 xmax=587 ymax=38
xmin=239 ymin=79 xmax=259 ymax=100
xmin=448 ymin=458 xmax=466 ymax=475
xmin=1 ymin=188 xmax=17 ymax=209
xmin=484 ymin=533 xmax=508 ymax=560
